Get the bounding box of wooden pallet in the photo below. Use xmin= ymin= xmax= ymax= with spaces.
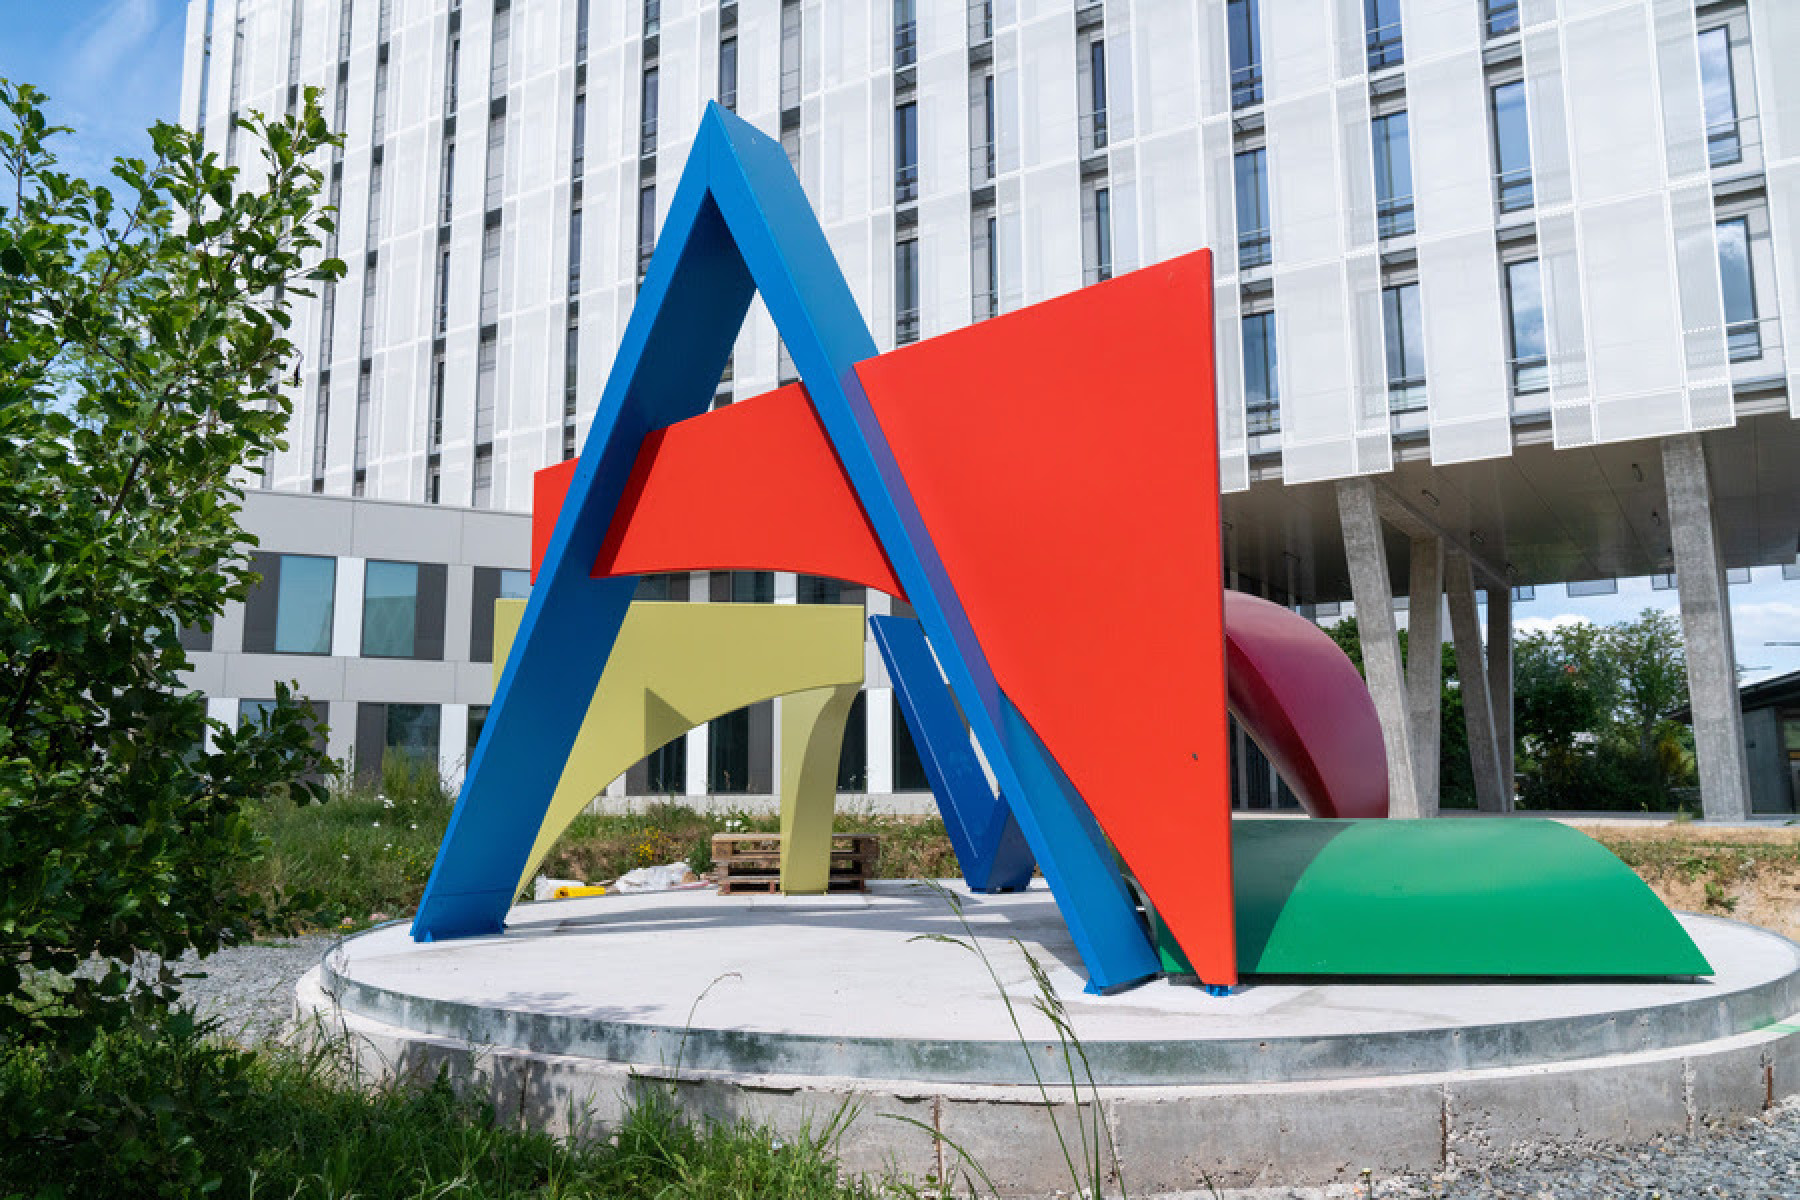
xmin=712 ymin=833 xmax=880 ymax=895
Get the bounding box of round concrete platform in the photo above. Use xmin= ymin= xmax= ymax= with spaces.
xmin=298 ymin=881 xmax=1800 ymax=1193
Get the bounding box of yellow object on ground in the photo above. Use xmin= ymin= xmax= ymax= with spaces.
xmin=551 ymin=885 xmax=608 ymax=899
xmin=493 ymin=600 xmax=865 ymax=895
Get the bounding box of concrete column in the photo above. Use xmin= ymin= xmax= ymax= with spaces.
xmin=1335 ymin=478 xmax=1423 ymax=818
xmin=1662 ymin=434 xmax=1752 ymax=821
xmin=330 ymin=556 xmax=365 ymax=658
xmin=867 ymin=687 xmax=895 ymax=795
xmin=439 ymin=703 xmax=469 ymax=790
xmin=684 ymin=724 xmax=709 ymax=798
xmin=1486 ymin=584 xmax=1515 ymax=804
xmin=1446 ymin=550 xmax=1509 ymax=813
xmin=1404 ymin=535 xmax=1444 ymax=815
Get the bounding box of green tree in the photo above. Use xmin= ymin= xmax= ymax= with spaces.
xmin=0 ymin=81 xmax=342 ymax=1045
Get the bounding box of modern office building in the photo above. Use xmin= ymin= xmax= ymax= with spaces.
xmin=180 ymin=0 xmax=1800 ymax=817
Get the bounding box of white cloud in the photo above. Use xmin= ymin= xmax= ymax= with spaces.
xmin=66 ymin=0 xmax=158 ymax=90
xmin=1514 ymin=612 xmax=1595 ymax=638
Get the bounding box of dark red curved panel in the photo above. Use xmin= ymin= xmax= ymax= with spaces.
xmin=1223 ymin=591 xmax=1389 ymax=819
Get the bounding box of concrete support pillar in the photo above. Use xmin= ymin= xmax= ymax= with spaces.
xmin=1486 ymin=584 xmax=1515 ymax=804
xmin=1662 ymin=434 xmax=1752 ymax=821
xmin=1446 ymin=551 xmax=1509 ymax=813
xmin=1336 ymin=478 xmax=1423 ymax=818
xmin=1404 ymin=536 xmax=1444 ymax=815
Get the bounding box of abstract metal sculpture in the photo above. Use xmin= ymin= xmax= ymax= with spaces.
xmin=415 ymin=103 xmax=1709 ymax=990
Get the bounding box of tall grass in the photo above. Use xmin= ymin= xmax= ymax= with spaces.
xmin=0 ymin=1016 xmax=916 ymax=1199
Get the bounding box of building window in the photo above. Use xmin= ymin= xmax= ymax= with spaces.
xmin=971 ymin=211 xmax=998 ymax=320
xmin=1485 ymin=0 xmax=1520 ymax=38
xmin=732 ymin=570 xmax=774 ymax=603
xmin=1080 ymin=34 xmax=1107 ymax=155
xmin=445 ymin=30 xmax=461 ymax=113
xmin=359 ymin=266 xmax=378 ymax=355
xmin=439 ymin=140 xmax=456 ymax=224
xmin=781 ymin=125 xmax=801 ymax=174
xmin=470 ymin=566 xmax=530 ymax=661
xmin=318 ymin=279 xmax=338 ymax=362
xmin=466 ymin=704 xmax=488 ymax=758
xmin=637 ymin=182 xmax=656 ymax=280
xmin=484 ymin=112 xmax=505 ymax=211
xmin=567 ymin=204 xmax=582 ymax=296
xmin=1699 ymin=27 xmax=1742 ymax=168
xmin=575 ymin=0 xmax=589 ymax=62
xmin=645 ymin=736 xmax=685 ymax=794
xmin=1227 ymin=0 xmax=1263 ymax=109
xmin=472 ymin=447 xmax=494 ymax=509
xmin=892 ymin=694 xmax=929 ymax=791
xmin=429 ymin=350 xmax=446 ymax=452
xmin=645 ymin=0 xmax=662 ymax=37
xmin=1234 ymin=147 xmax=1271 ymax=268
xmin=778 ymin=338 xmax=797 ymax=385
xmin=489 ymin=7 xmax=509 ymax=97
xmin=434 ymin=243 xmax=451 ymax=335
xmin=1365 ymin=0 xmax=1402 ymax=69
xmin=312 ymin=378 xmax=331 ymax=483
xmin=353 ymin=369 xmax=372 ymax=469
xmin=1371 ymin=111 xmax=1413 ymax=237
xmin=1383 ymin=282 xmax=1426 ymax=412
xmin=372 ymin=59 xmax=389 ymax=143
xmin=971 ymin=72 xmax=996 ymax=186
xmin=479 ymin=223 xmax=500 ymax=326
xmin=708 ymin=708 xmax=751 ymax=793
xmin=366 ymin=159 xmax=383 ymax=247
xmin=895 ymin=102 xmax=918 ymax=205
xmin=895 ymin=236 xmax=920 ymax=344
xmin=385 ymin=703 xmax=441 ymax=769
xmin=244 ymin=553 xmax=336 ymax=655
xmin=1491 ymin=80 xmax=1533 ymax=214
xmin=780 ymin=2 xmax=802 ymax=112
xmin=362 ymin=561 xmax=419 ymax=657
xmin=837 ymin=692 xmax=868 ymax=791
xmin=571 ymin=92 xmax=586 ymax=180
xmin=475 ymin=335 xmax=497 ymax=443
xmin=719 ymin=34 xmax=738 ymax=110
xmin=1718 ymin=216 xmax=1761 ymax=362
xmin=1242 ymin=311 xmax=1279 ymax=434
xmin=1504 ymin=259 xmax=1548 ymax=395
xmin=1082 ymin=183 xmax=1112 ymax=285
xmin=641 ymin=65 xmax=659 ymax=156
xmin=894 ymin=0 xmax=917 ymax=69
xmin=968 ymin=0 xmax=993 ymax=46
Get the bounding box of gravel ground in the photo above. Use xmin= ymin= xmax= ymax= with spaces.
xmin=162 ymin=931 xmax=340 ymax=1047
xmin=172 ymin=938 xmax=1800 ymax=1197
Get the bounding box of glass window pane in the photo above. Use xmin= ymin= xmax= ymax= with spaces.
xmin=1492 ymin=81 xmax=1533 ymax=212
xmin=499 ymin=568 xmax=530 ymax=599
xmin=895 ymin=103 xmax=918 ymax=203
xmin=1698 ymin=27 xmax=1740 ymax=167
xmin=1366 ymin=0 xmax=1402 ymax=70
xmin=1228 ymin=0 xmax=1263 ymax=108
xmin=1383 ymin=282 xmax=1425 ymax=410
xmin=1372 ymin=111 xmax=1413 ymax=237
xmin=275 ymin=554 xmax=335 ymax=654
xmin=1506 ymin=259 xmax=1548 ymax=394
xmin=1242 ymin=312 xmax=1279 ymax=433
xmin=1234 ymin=148 xmax=1269 ymax=267
xmin=363 ymin=560 xmax=420 ymax=657
xmin=238 ymin=698 xmax=278 ymax=727
xmin=386 ymin=703 xmax=440 ymax=766
xmin=1718 ymin=216 xmax=1760 ymax=360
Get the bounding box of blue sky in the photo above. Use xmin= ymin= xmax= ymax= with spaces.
xmin=2 ymin=0 xmax=1797 ymax=685
xmin=0 ymin=1 xmax=189 ymax=182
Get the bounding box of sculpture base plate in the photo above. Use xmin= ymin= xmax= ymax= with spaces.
xmin=299 ymin=881 xmax=1800 ymax=1194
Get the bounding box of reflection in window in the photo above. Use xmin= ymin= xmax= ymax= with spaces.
xmin=709 ymin=707 xmax=750 ymax=793
xmin=1242 ymin=312 xmax=1279 ymax=435
xmin=276 ymin=555 xmax=336 ymax=654
xmin=1491 ymin=81 xmax=1533 ymax=213
xmin=719 ymin=34 xmax=738 ymax=109
xmin=896 ymin=236 xmax=920 ymax=344
xmin=971 ymin=211 xmax=998 ymax=321
xmin=1081 ymin=35 xmax=1107 ymax=153
xmin=1082 ymin=183 xmax=1112 ymax=284
xmin=894 ymin=0 xmax=916 ymax=69
xmin=1227 ymin=0 xmax=1263 ymax=109
xmin=895 ymin=102 xmax=918 ymax=204
xmin=837 ymin=692 xmax=868 ymax=791
xmin=1485 ymin=0 xmax=1519 ymax=38
xmin=640 ymin=66 xmax=659 ymax=156
xmin=645 ymin=735 xmax=685 ymax=795
xmin=1718 ymin=216 xmax=1761 ymax=362
xmin=363 ymin=561 xmax=420 ymax=657
xmin=637 ymin=182 xmax=657 ymax=279
xmin=386 ymin=704 xmax=440 ymax=767
xmin=1365 ymin=0 xmax=1402 ymax=70
xmin=780 ymin=2 xmax=801 ymax=112
xmin=1371 ymin=111 xmax=1413 ymax=237
xmin=239 ymin=698 xmax=278 ymax=727
xmin=1504 ymin=259 xmax=1548 ymax=395
xmin=1234 ymin=148 xmax=1270 ymax=268
xmin=1699 ymin=28 xmax=1741 ymax=167
xmin=731 ymin=571 xmax=774 ymax=603
xmin=892 ymin=695 xmax=929 ymax=791
xmin=1382 ymin=282 xmax=1426 ymax=412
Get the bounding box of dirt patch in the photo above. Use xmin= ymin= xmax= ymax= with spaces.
xmin=1574 ymin=822 xmax=1800 ymax=943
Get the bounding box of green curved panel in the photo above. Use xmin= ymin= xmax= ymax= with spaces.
xmin=1153 ymin=819 xmax=1711 ymax=978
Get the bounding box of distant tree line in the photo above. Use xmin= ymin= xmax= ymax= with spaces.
xmin=1325 ymin=608 xmax=1697 ymax=812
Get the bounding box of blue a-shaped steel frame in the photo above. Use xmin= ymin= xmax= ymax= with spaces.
xmin=869 ymin=616 xmax=1034 ymax=892
xmin=411 ymin=105 xmax=1160 ymax=991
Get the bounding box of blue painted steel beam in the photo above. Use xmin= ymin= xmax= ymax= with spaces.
xmin=870 ymin=616 xmax=1035 ymax=892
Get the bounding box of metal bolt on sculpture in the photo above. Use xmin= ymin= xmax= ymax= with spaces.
xmin=413 ymin=104 xmax=1710 ymax=991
